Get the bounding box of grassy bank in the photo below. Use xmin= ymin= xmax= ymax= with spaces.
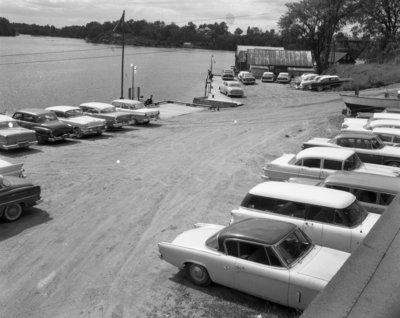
xmin=327 ymin=63 xmax=400 ymax=91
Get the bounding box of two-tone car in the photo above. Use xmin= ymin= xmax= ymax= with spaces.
xmin=261 ymin=147 xmax=400 ymax=181
xmin=45 ymin=106 xmax=106 ymax=138
xmin=231 ymin=181 xmax=380 ymax=253
xmin=296 ymin=74 xmax=319 ymax=90
xmin=238 ymin=71 xmax=256 ymax=85
xmin=310 ymin=75 xmax=341 ymax=91
xmin=218 ymin=81 xmax=244 ymax=97
xmin=111 ymin=99 xmax=160 ymax=124
xmin=12 ymin=108 xmax=74 ymax=144
xmin=159 ymin=218 xmax=349 ymax=310
xmin=302 ymin=131 xmax=400 ymax=167
xmin=0 ymin=175 xmax=42 ymax=222
xmin=0 ymin=114 xmax=37 ymax=150
xmin=373 ymin=127 xmax=400 ymax=147
xmin=79 ymin=102 xmax=132 ymax=129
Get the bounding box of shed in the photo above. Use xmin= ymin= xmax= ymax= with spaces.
xmin=235 ymin=45 xmax=284 ymax=72
xmin=329 ymin=52 xmax=356 ymax=64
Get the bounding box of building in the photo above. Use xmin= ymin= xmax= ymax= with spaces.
xmin=329 ymin=51 xmax=356 ymax=65
xmin=235 ymin=45 xmax=284 ymax=73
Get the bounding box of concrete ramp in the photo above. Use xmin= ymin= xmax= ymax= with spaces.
xmin=157 ymin=102 xmax=205 ymax=119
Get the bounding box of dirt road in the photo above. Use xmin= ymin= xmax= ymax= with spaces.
xmin=0 ymin=82 xmax=345 ymax=318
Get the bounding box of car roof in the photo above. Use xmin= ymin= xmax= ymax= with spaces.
xmin=336 ymin=131 xmax=377 ymax=139
xmin=372 ymin=127 xmax=400 ymax=136
xmin=262 ymin=72 xmax=273 ymax=75
xmin=219 ymin=218 xmax=297 ymax=246
xmin=368 ymin=119 xmax=400 ymax=127
xmin=80 ymin=102 xmax=114 ymax=109
xmin=0 ymin=114 xmax=16 ymax=121
xmin=112 ymin=99 xmax=143 ymax=105
xmin=46 ymin=105 xmax=80 ymax=112
xmin=15 ymin=108 xmax=53 ymax=115
xmin=248 ymin=181 xmax=356 ymax=209
xmin=324 ymin=172 xmax=400 ymax=193
xmin=372 ymin=113 xmax=400 ymax=120
xmin=297 ymin=147 xmax=355 ymax=161
xmin=278 ymin=72 xmax=289 ymax=75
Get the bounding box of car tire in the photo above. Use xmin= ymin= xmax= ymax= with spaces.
xmin=74 ymin=127 xmax=83 ymax=139
xmin=2 ymin=203 xmax=22 ymax=222
xmin=318 ymin=86 xmax=323 ymax=92
xmin=388 ymin=161 xmax=400 ymax=167
xmin=37 ymin=135 xmax=47 ymax=144
xmin=186 ymin=263 xmax=211 ymax=287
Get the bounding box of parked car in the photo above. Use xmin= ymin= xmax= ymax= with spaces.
xmin=111 ymin=99 xmax=160 ymax=124
xmin=46 ymin=106 xmax=106 ymax=138
xmin=221 ymin=69 xmax=235 ymax=81
xmin=310 ymin=75 xmax=341 ymax=91
xmin=342 ymin=113 xmax=400 ymax=132
xmin=0 ymin=114 xmax=37 ymax=150
xmin=219 ymin=81 xmax=244 ymax=97
xmin=0 ymin=158 xmax=25 ymax=178
xmin=158 ymin=218 xmax=349 ymax=310
xmin=373 ymin=127 xmax=400 ymax=147
xmin=276 ymin=72 xmax=291 ymax=84
xmin=296 ymin=74 xmax=319 ymax=90
xmin=79 ymin=102 xmax=132 ymax=129
xmin=231 ymin=181 xmax=379 ymax=252
xmin=302 ymin=131 xmax=400 ymax=167
xmin=261 ymin=147 xmax=400 ymax=182
xmin=261 ymin=72 xmax=274 ymax=82
xmin=12 ymin=108 xmax=74 ymax=144
xmin=289 ymin=171 xmax=399 ymax=215
xmin=0 ymin=176 xmax=42 ymax=222
xmin=238 ymin=71 xmax=256 ymax=84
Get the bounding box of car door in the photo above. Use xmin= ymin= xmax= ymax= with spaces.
xmin=233 ymin=242 xmax=289 ymax=306
xmin=297 ymin=158 xmax=324 ymax=179
xmin=301 ymin=205 xmax=324 ymax=247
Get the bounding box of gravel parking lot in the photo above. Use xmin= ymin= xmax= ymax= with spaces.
xmin=0 ymin=81 xmax=349 ymax=318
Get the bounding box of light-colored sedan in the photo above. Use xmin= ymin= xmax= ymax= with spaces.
xmin=111 ymin=99 xmax=160 ymax=124
xmin=159 ymin=218 xmax=349 ymax=310
xmin=219 ymin=81 xmax=244 ymax=97
xmin=261 ymin=147 xmax=400 ymax=181
xmin=79 ymin=102 xmax=132 ymax=129
xmin=238 ymin=71 xmax=256 ymax=84
xmin=276 ymin=72 xmax=291 ymax=83
xmin=0 ymin=114 xmax=37 ymax=150
xmin=46 ymin=106 xmax=106 ymax=138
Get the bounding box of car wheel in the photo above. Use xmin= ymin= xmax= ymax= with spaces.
xmin=37 ymin=135 xmax=47 ymax=144
xmin=186 ymin=263 xmax=211 ymax=287
xmin=388 ymin=161 xmax=400 ymax=167
xmin=74 ymin=127 xmax=83 ymax=139
xmin=2 ymin=203 xmax=22 ymax=222
xmin=318 ymin=86 xmax=323 ymax=92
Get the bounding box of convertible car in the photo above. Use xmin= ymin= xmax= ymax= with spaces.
xmin=302 ymin=131 xmax=400 ymax=167
xmin=261 ymin=147 xmax=400 ymax=181
xmin=159 ymin=218 xmax=349 ymax=310
xmin=46 ymin=106 xmax=106 ymax=138
xmin=0 ymin=176 xmax=42 ymax=221
xmin=0 ymin=114 xmax=37 ymax=150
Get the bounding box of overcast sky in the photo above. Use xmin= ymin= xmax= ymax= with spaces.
xmin=0 ymin=0 xmax=289 ymax=32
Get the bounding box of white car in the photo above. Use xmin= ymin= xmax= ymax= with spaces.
xmin=219 ymin=81 xmax=244 ymax=97
xmin=159 ymin=218 xmax=349 ymax=310
xmin=46 ymin=106 xmax=106 ymax=138
xmin=238 ymin=71 xmax=256 ymax=84
xmin=0 ymin=114 xmax=37 ymax=150
xmin=276 ymin=72 xmax=291 ymax=83
xmin=342 ymin=112 xmax=400 ymax=131
xmin=111 ymin=99 xmax=160 ymax=124
xmin=79 ymin=102 xmax=132 ymax=129
xmin=261 ymin=72 xmax=274 ymax=82
xmin=231 ymin=181 xmax=380 ymax=253
xmin=373 ymin=127 xmax=400 ymax=146
xmin=261 ymin=147 xmax=400 ymax=181
xmin=297 ymin=74 xmax=319 ymax=90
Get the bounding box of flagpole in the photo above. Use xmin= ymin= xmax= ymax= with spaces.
xmin=120 ymin=10 xmax=125 ymax=99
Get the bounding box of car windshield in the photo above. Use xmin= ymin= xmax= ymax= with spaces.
xmin=341 ymin=201 xmax=368 ymax=227
xmin=205 ymin=232 xmax=219 ymax=250
xmin=100 ymin=107 xmax=116 ymax=113
xmin=275 ymin=229 xmax=313 ymax=266
xmin=371 ymin=137 xmax=385 ymax=149
xmin=0 ymin=121 xmax=19 ymax=128
xmin=37 ymin=113 xmax=58 ymax=122
xmin=343 ymin=154 xmax=363 ymax=171
xmin=65 ymin=109 xmax=84 ymax=117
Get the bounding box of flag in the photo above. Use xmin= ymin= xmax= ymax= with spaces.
xmin=113 ymin=11 xmax=125 ymax=33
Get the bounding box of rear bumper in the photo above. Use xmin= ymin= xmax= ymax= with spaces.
xmin=0 ymin=140 xmax=37 ymax=150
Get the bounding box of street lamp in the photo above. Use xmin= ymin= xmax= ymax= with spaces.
xmin=131 ymin=64 xmax=137 ymax=100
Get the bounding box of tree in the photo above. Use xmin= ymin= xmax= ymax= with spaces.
xmin=279 ymin=0 xmax=357 ymax=73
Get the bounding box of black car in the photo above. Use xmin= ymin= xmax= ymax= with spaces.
xmin=0 ymin=176 xmax=42 ymax=222
xmin=12 ymin=108 xmax=74 ymax=144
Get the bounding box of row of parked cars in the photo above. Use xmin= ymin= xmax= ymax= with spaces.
xmin=157 ymin=105 xmax=400 ymax=311
xmin=0 ymin=99 xmax=161 ymax=222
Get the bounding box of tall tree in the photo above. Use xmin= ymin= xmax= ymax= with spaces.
xmin=279 ymin=0 xmax=357 ymax=73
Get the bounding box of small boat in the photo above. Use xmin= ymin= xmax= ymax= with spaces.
xmin=341 ymin=89 xmax=400 ymax=116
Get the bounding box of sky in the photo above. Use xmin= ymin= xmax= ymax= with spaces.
xmin=0 ymin=0 xmax=289 ymax=32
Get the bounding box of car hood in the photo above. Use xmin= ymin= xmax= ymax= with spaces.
xmin=303 ymin=138 xmax=334 ymax=147
xmin=0 ymin=128 xmax=36 ymax=138
xmin=60 ymin=116 xmax=105 ymax=126
xmin=126 ymin=108 xmax=160 ymax=116
xmin=171 ymin=223 xmax=224 ymax=249
xmin=296 ymin=246 xmax=349 ymax=282
xmin=357 ymin=163 xmax=400 ymax=177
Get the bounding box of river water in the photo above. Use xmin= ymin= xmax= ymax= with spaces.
xmin=0 ymin=35 xmax=234 ymax=113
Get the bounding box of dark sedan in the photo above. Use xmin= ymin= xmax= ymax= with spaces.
xmin=0 ymin=176 xmax=42 ymax=222
xmin=12 ymin=108 xmax=74 ymax=144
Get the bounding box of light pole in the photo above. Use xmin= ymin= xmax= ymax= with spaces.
xmin=131 ymin=64 xmax=137 ymax=100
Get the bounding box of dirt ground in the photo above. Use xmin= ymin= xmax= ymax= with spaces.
xmin=0 ymin=81 xmax=359 ymax=318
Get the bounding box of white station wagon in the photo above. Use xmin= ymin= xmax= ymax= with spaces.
xmin=46 ymin=106 xmax=106 ymax=138
xmin=159 ymin=218 xmax=349 ymax=310
xmin=231 ymin=181 xmax=380 ymax=253
xmin=111 ymin=99 xmax=160 ymax=124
